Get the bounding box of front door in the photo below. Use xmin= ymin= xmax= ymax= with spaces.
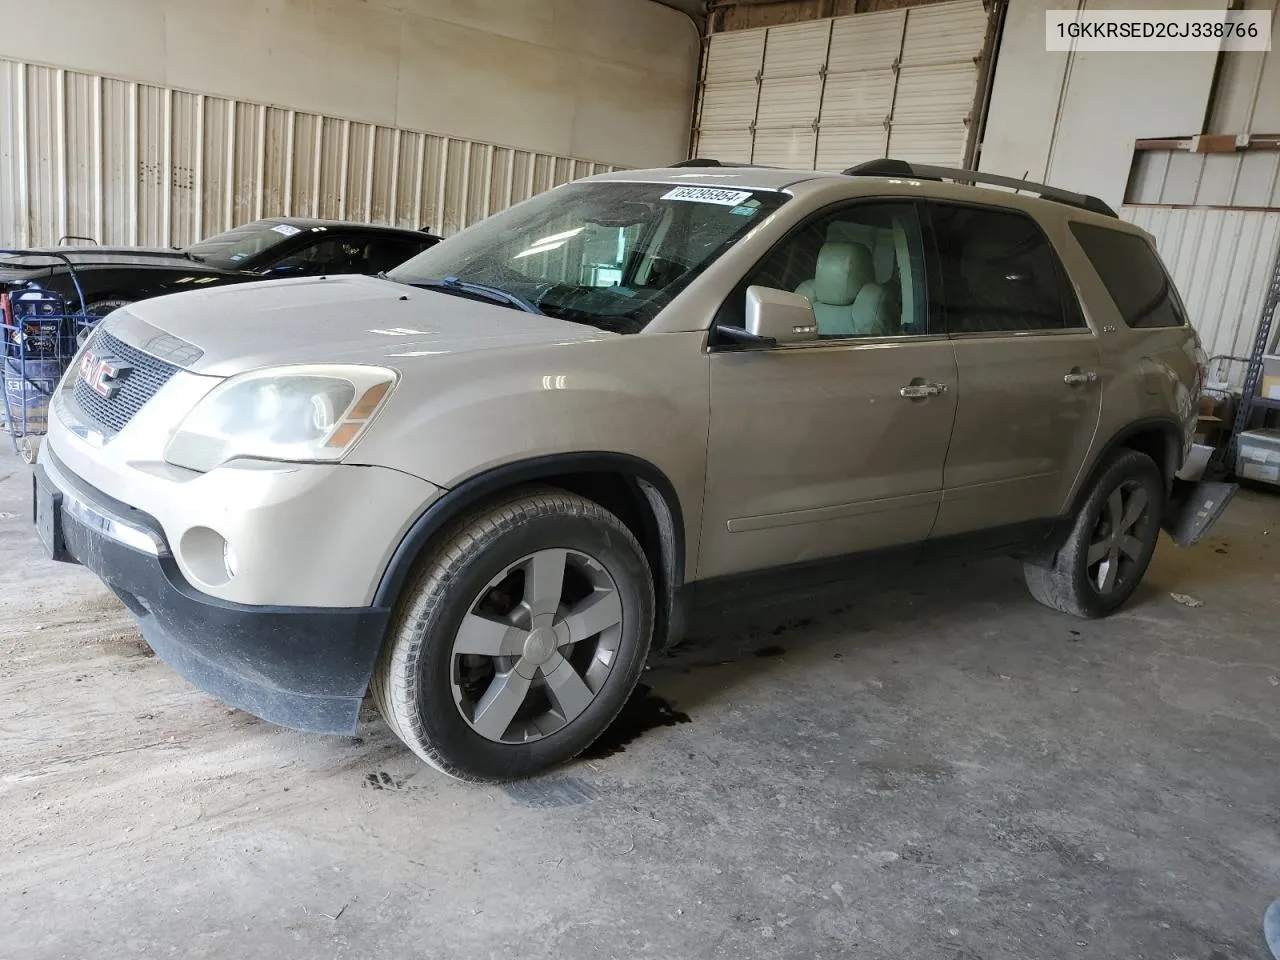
xmin=922 ymin=201 xmax=1103 ymax=539
xmin=698 ymin=201 xmax=959 ymax=580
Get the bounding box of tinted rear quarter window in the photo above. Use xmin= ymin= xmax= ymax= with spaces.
xmin=1069 ymin=222 xmax=1186 ymax=329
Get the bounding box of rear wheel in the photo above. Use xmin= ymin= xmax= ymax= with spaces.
xmin=371 ymin=488 xmax=654 ymax=782
xmin=1024 ymin=449 xmax=1164 ymax=618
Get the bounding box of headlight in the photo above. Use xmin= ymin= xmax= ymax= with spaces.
xmin=165 ymin=364 xmax=397 ymax=472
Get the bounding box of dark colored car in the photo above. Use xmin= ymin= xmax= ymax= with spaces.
xmin=0 ymin=218 xmax=443 ymax=316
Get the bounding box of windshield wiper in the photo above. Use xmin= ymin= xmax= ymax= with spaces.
xmin=407 ymin=276 xmax=544 ymax=315
xmin=183 ymin=251 xmax=206 ymax=263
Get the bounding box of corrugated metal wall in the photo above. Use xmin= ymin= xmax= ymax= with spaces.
xmin=0 ymin=57 xmax=620 ymax=249
xmin=1128 ymin=149 xmax=1280 ymax=209
xmin=1123 ymin=204 xmax=1280 ymax=386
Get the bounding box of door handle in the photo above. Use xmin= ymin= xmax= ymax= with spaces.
xmin=1063 ymin=371 xmax=1099 ymax=386
xmin=900 ymin=382 xmax=948 ymax=399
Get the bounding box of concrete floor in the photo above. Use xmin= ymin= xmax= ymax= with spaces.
xmin=1 ymin=445 xmax=1278 ymax=960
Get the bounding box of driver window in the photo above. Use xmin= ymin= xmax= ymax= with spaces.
xmin=744 ymin=202 xmax=928 ymax=338
xmin=271 ymin=237 xmax=365 ymax=275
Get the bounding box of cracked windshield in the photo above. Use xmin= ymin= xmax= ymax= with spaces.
xmin=388 ymin=181 xmax=788 ymax=333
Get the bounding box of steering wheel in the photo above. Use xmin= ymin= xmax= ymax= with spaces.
xmin=641 ymin=256 xmax=688 ymax=288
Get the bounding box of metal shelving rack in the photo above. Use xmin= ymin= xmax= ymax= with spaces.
xmin=1223 ymin=244 xmax=1280 ymax=468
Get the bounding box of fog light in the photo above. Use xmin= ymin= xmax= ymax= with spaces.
xmin=178 ymin=526 xmax=235 ymax=587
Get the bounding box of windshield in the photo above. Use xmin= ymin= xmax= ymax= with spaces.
xmin=185 ymin=220 xmax=305 ymax=269
xmin=388 ymin=181 xmax=788 ymax=334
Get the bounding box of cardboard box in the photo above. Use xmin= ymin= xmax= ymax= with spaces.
xmin=1263 ymin=355 xmax=1280 ymax=400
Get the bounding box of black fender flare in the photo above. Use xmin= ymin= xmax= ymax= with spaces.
xmin=1020 ymin=415 xmax=1184 ymax=569
xmin=1072 ymin=416 xmax=1184 ymax=507
xmin=372 ymin=452 xmax=688 ymax=650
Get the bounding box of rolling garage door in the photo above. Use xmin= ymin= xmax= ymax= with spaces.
xmin=694 ymin=0 xmax=992 ymax=171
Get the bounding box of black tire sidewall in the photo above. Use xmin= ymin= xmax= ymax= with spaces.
xmin=1065 ymin=451 xmax=1164 ymax=617
xmin=412 ymin=510 xmax=653 ymax=780
xmin=85 ymin=299 xmax=132 ymax=317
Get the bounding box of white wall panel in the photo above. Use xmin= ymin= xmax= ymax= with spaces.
xmin=1207 ymin=0 xmax=1280 ymax=134
xmin=696 ymin=0 xmax=988 ymax=170
xmin=694 ymin=129 xmax=754 ymax=164
xmin=827 ymin=11 xmax=905 ymax=72
xmin=0 ymin=61 xmax=21 ymax=243
xmin=756 ymin=76 xmax=825 ymax=128
xmin=700 ymin=81 xmax=761 ymax=128
xmin=815 ymin=126 xmax=888 ymax=172
xmin=979 ymin=0 xmax=1224 ymax=209
xmin=899 ymin=0 xmax=988 ymax=64
xmin=1125 ymin=205 xmax=1280 ymax=386
xmin=697 ymin=30 xmax=766 ymax=160
xmin=0 ymin=0 xmax=696 ymax=171
xmin=0 ymin=57 xmax=623 ymax=249
xmin=704 ymin=30 xmax=768 ymax=83
xmin=201 ymin=97 xmax=232 ymax=238
xmin=752 ymin=130 xmax=818 ymax=168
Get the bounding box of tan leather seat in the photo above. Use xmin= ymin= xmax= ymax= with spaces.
xmin=794 ymin=242 xmax=894 ymax=337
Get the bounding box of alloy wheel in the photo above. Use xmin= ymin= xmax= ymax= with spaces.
xmin=449 ymin=548 xmax=624 ymax=743
xmin=1086 ymin=479 xmax=1156 ymax=595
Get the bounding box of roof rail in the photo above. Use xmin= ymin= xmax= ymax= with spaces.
xmin=841 ymin=158 xmax=1118 ymax=219
xmin=669 ymin=157 xmax=781 ymax=170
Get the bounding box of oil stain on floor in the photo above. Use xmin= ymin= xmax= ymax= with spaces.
xmin=580 ymin=683 xmax=691 ymax=761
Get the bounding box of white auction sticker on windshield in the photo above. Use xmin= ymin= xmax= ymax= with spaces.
xmin=271 ymin=223 xmax=303 ymax=237
xmin=662 ymin=186 xmax=754 ymax=206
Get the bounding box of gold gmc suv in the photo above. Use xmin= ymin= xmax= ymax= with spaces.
xmin=33 ymin=158 xmax=1228 ymax=781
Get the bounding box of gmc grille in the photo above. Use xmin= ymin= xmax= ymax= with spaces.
xmin=71 ymin=329 xmax=180 ymax=435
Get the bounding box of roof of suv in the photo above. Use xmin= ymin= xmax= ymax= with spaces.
xmin=590 ymin=165 xmax=830 ymax=192
xmin=587 ymin=159 xmax=1123 ymax=227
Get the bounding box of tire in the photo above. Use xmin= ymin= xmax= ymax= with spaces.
xmin=1024 ymin=449 xmax=1164 ymax=618
xmin=83 ymin=299 xmax=132 ymax=318
xmin=18 ymin=436 xmax=39 ymax=465
xmin=371 ymin=487 xmax=654 ymax=782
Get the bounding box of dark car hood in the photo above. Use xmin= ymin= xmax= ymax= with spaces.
xmin=0 ymin=246 xmax=232 ymax=272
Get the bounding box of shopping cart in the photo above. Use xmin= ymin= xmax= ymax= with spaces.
xmin=1 ymin=251 xmax=99 ymax=464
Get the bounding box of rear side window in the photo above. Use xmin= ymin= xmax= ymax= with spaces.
xmin=927 ymin=203 xmax=1083 ymax=334
xmin=364 ymin=238 xmax=436 ymax=274
xmin=1069 ymin=222 xmax=1186 ymax=329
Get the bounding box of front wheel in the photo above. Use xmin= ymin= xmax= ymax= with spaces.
xmin=1024 ymin=449 xmax=1164 ymax=618
xmin=371 ymin=488 xmax=655 ymax=782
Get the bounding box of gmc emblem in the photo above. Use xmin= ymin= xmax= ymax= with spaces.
xmin=79 ymin=349 xmax=132 ymax=399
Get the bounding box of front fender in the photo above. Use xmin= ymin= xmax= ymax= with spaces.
xmin=349 ymin=332 xmax=712 ymax=575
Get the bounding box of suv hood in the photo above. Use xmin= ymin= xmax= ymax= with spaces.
xmin=106 ymin=274 xmax=608 ymax=377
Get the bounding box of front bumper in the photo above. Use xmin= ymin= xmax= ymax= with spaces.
xmin=35 ymin=450 xmax=392 ymax=734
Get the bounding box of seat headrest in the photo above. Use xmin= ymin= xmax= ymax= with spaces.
xmin=814 ymin=242 xmax=875 ymax=306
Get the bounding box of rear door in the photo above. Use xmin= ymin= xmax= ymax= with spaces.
xmin=924 ymin=202 xmax=1103 ymax=540
xmin=697 ymin=200 xmax=959 ymax=580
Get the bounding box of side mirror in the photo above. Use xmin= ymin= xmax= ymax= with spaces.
xmin=745 ymin=285 xmax=818 ymax=344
